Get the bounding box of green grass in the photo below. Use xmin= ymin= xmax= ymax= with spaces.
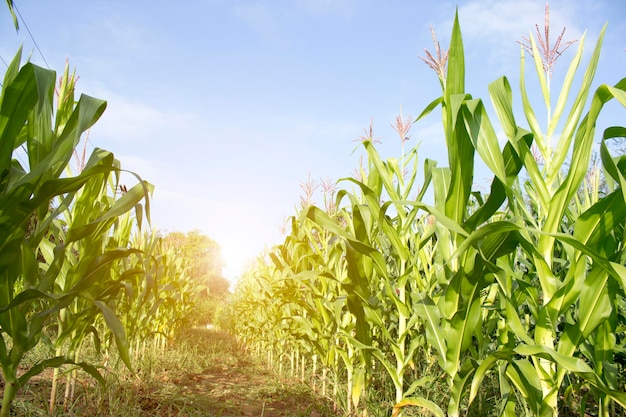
xmin=6 ymin=328 xmax=339 ymax=417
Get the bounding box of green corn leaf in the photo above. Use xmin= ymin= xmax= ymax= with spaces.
xmin=448 ymin=364 xmax=475 ymax=417
xmin=52 ymin=94 xmax=106 ymax=172
xmin=540 ymin=80 xmax=621 ymax=261
xmin=392 ymin=397 xmax=445 ymax=417
xmin=515 ymin=343 xmax=626 ymax=408
xmin=415 ymin=97 xmax=443 ymax=122
xmin=600 ymin=125 xmax=626 ymax=193
xmin=528 ymin=34 xmax=551 ymax=117
xmin=31 ymin=63 xmax=55 ymax=114
xmin=505 ymin=359 xmax=543 ymax=417
xmin=93 ymin=300 xmax=132 ymax=371
xmin=382 ymin=279 xmax=410 ymax=318
xmin=606 ymin=82 xmax=626 ymax=106
xmin=451 ymin=221 xmax=521 ymax=262
xmin=446 ymin=10 xmax=465 ymax=97
xmin=448 ymin=93 xmax=469 ymax=146
xmin=363 ymin=140 xmax=399 ymax=201
xmin=550 ymin=26 xmax=605 ymax=182
xmin=445 ymin=103 xmax=474 ymax=226
xmin=16 ymin=357 xmax=105 ymax=389
xmin=469 ymin=351 xmax=513 ymax=404
xmin=72 ymin=361 xmax=106 ymax=389
xmin=0 ymin=47 xmax=22 ymax=93
xmin=0 ymin=288 xmax=28 ymax=346
xmin=535 ymin=216 xmax=625 ymax=286
xmin=432 ymin=167 xmax=450 ymax=214
xmin=519 ymin=47 xmax=545 ymax=154
xmin=0 ymin=63 xmax=39 ymax=174
xmin=305 ymin=205 xmax=387 ymax=276
xmin=371 ymin=350 xmax=401 ymax=392
xmin=15 ymin=356 xmax=70 ymax=389
xmin=517 ymin=343 xmax=592 ymax=374
xmin=404 ymin=375 xmax=437 ymax=398
xmin=413 ymin=293 xmax=447 ymax=368
xmin=543 ymin=260 xmax=587 ymax=326
xmin=380 ymin=204 xmax=410 ymax=262
xmin=502 ymin=295 xmax=535 ymax=346
xmin=417 ymin=158 xmax=436 ymax=201
xmin=4 ymin=0 xmax=18 ymax=30
xmin=340 ymin=176 xmax=382 ymax=218
xmin=0 ymin=288 xmax=59 ymax=313
xmin=488 ymin=76 xmax=516 ymax=143
xmin=351 ymin=366 xmax=366 ymax=408
xmin=443 ymin=294 xmax=482 ymax=376
xmin=548 ymin=32 xmax=586 ymax=139
xmin=517 ymin=128 xmax=549 ymax=209
xmin=574 ymin=265 xmax=611 ymax=340
xmin=67 ymin=249 xmax=141 ymax=294
xmin=465 ymin=132 xmax=532 ymax=230
xmin=573 ymin=189 xmax=626 ymax=250
xmin=345 ymin=253 xmax=372 ymax=351
xmin=463 ymin=98 xmax=507 ymax=183
xmin=66 ymin=181 xmax=153 ymax=243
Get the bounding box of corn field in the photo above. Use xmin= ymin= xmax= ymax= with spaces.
xmin=226 ymin=10 xmax=626 ymax=417
xmin=0 ymin=14 xmax=204 ymax=417
xmin=2 ymin=2 xmax=626 ymax=417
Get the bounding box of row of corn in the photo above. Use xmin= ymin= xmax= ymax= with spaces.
xmin=226 ymin=12 xmax=626 ymax=417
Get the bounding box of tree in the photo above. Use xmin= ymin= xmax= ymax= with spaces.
xmin=163 ymin=230 xmax=229 ymax=296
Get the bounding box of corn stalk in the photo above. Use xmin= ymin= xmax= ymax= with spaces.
xmin=0 ymin=50 xmax=151 ymax=417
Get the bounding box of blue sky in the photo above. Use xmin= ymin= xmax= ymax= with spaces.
xmin=1 ymin=0 xmax=625 ymax=282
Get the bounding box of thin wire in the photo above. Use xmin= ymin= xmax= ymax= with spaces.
xmin=13 ymin=2 xmax=49 ymax=69
xmin=0 ymin=26 xmax=11 ymax=87
xmin=0 ymin=55 xmax=6 ymax=88
xmin=1 ymin=2 xmax=17 ymax=85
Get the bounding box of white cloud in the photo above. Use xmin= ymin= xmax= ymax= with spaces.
xmin=434 ymin=0 xmax=590 ymax=73
xmin=86 ymin=88 xmax=196 ymax=145
xmin=455 ymin=0 xmax=586 ymax=43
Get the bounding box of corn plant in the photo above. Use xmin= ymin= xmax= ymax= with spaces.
xmin=228 ymin=6 xmax=626 ymax=417
xmin=467 ymin=14 xmax=626 ymax=417
xmin=0 ymin=49 xmax=152 ymax=416
xmin=109 ymin=228 xmax=205 ymax=362
xmin=4 ymin=0 xmax=16 ymax=29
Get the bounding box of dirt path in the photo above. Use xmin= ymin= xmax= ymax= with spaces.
xmin=165 ymin=355 xmax=329 ymax=416
xmin=162 ymin=336 xmax=332 ymax=415
xmin=115 ymin=328 xmax=338 ymax=417
xmin=12 ymin=328 xmax=338 ymax=417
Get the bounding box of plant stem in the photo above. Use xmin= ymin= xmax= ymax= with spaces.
xmin=0 ymin=378 xmax=17 ymax=417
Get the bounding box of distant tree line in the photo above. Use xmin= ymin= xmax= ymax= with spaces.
xmin=163 ymin=230 xmax=230 ymax=297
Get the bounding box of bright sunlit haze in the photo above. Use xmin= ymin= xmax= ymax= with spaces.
xmin=2 ymin=0 xmax=624 ymax=284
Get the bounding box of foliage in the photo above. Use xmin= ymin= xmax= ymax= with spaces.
xmin=8 ymin=328 xmax=338 ymax=416
xmin=162 ymin=230 xmax=228 ymax=296
xmin=0 ymin=48 xmax=153 ymax=416
xmin=228 ymin=7 xmax=626 ymax=417
xmin=0 ymin=6 xmax=207 ymax=415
